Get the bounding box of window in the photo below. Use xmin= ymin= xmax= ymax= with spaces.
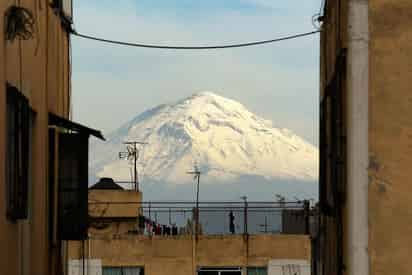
xmin=319 ymin=51 xmax=347 ymax=215
xmin=318 ymin=50 xmax=347 ymax=275
xmin=198 ymin=267 xmax=242 ymax=275
xmin=48 ymin=128 xmax=57 ymax=245
xmin=247 ymin=267 xmax=267 ymax=275
xmin=48 ymin=113 xmax=104 ymax=240
xmin=5 ymin=84 xmax=31 ymax=221
xmin=57 ymin=132 xmax=89 ymax=240
xmin=53 ymin=0 xmax=73 ymax=23
xmin=102 ymin=267 xmax=144 ymax=275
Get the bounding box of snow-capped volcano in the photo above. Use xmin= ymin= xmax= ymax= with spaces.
xmin=90 ymin=92 xmax=318 ymax=186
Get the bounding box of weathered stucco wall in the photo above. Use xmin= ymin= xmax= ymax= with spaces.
xmin=322 ymin=1 xmax=412 ymax=275
xmin=89 ymin=190 xmax=143 ymax=218
xmin=0 ymin=1 xmax=70 ymax=274
xmin=69 ymin=235 xmax=311 ymax=275
xmin=369 ymin=1 xmax=412 ymax=274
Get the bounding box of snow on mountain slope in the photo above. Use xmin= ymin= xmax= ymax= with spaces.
xmin=90 ymin=92 xmax=318 ymax=185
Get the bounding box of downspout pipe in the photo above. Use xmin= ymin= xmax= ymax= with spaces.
xmin=346 ymin=0 xmax=369 ymax=275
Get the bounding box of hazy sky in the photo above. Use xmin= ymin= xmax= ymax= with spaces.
xmin=72 ymin=0 xmax=321 ymax=146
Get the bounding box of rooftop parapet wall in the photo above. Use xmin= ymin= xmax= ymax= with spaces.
xmin=89 ymin=190 xmax=142 ymax=218
xmin=69 ymin=234 xmax=310 ymax=273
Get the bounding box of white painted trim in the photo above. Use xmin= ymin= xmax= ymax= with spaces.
xmin=346 ymin=1 xmax=369 ymax=275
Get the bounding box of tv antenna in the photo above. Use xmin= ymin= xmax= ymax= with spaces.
xmin=119 ymin=141 xmax=147 ymax=191
xmin=275 ymin=194 xmax=286 ymax=208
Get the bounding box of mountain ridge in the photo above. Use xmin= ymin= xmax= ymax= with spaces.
xmin=90 ymin=92 xmax=318 ymax=186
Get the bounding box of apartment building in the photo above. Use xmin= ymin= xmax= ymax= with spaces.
xmin=0 ymin=1 xmax=103 ymax=274
xmin=316 ymin=1 xmax=412 ymax=275
xmin=68 ymin=180 xmax=312 ymax=275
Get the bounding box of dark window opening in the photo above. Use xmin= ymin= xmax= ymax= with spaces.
xmin=5 ymin=84 xmax=31 ymax=221
xmin=318 ymin=50 xmax=347 ymax=275
xmin=57 ymin=132 xmax=89 ymax=240
xmin=102 ymin=266 xmax=144 ymax=275
xmin=49 ymin=128 xmax=57 ymax=245
xmin=247 ymin=267 xmax=268 ymax=275
xmin=48 ymin=113 xmax=103 ymax=240
xmin=319 ymin=50 xmax=347 ymax=216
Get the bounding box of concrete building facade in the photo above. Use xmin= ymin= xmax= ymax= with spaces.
xmin=317 ymin=1 xmax=412 ymax=275
xmin=69 ymin=186 xmax=312 ymax=275
xmin=0 ymin=1 xmax=102 ymax=274
xmin=69 ymin=234 xmax=311 ymax=275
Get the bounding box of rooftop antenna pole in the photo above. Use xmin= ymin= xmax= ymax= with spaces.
xmin=275 ymin=194 xmax=286 ymax=208
xmin=119 ymin=141 xmax=147 ymax=191
xmin=241 ymin=196 xmax=248 ymax=235
xmin=187 ymin=165 xmax=202 ymax=238
xmin=259 ymin=216 xmax=268 ymax=233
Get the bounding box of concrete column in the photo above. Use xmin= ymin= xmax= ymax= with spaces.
xmin=346 ymin=0 xmax=369 ymax=275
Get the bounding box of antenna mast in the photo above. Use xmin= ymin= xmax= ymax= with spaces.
xmin=187 ymin=165 xmax=202 ymax=237
xmin=119 ymin=141 xmax=147 ymax=191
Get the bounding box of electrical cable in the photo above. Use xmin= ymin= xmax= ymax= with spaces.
xmin=71 ymin=30 xmax=320 ymax=50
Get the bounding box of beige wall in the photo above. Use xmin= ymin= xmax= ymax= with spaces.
xmin=321 ymin=1 xmax=412 ymax=275
xmin=69 ymin=235 xmax=311 ymax=275
xmin=88 ymin=190 xmax=143 ymax=239
xmin=89 ymin=190 xmax=143 ymax=218
xmin=79 ymin=190 xmax=311 ymax=274
xmin=0 ymin=1 xmax=71 ymax=274
xmin=369 ymin=1 xmax=412 ymax=274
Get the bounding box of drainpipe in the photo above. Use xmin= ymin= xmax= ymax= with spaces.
xmin=347 ymin=0 xmax=369 ymax=275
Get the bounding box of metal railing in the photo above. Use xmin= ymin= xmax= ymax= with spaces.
xmin=89 ymin=200 xmax=309 ymax=236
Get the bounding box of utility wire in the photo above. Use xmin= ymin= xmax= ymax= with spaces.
xmin=71 ymin=30 xmax=320 ymax=50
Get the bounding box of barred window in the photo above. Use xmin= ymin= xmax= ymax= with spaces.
xmin=319 ymin=51 xmax=347 ymax=215
xmin=48 ymin=113 xmax=104 ymax=240
xmin=6 ymin=84 xmax=31 ymax=221
xmin=57 ymin=132 xmax=89 ymax=240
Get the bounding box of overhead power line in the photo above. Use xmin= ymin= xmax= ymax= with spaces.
xmin=71 ymin=30 xmax=320 ymax=50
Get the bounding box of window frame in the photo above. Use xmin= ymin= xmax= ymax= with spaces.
xmin=102 ymin=266 xmax=144 ymax=275
xmin=48 ymin=113 xmax=104 ymax=240
xmin=198 ymin=267 xmax=242 ymax=275
xmin=247 ymin=266 xmax=268 ymax=275
xmin=5 ymin=84 xmax=31 ymax=221
xmin=57 ymin=131 xmax=89 ymax=240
